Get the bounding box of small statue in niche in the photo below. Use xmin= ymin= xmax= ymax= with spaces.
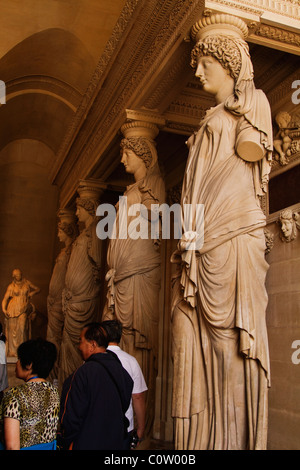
xmin=1 ymin=269 xmax=40 ymax=357
xmin=273 ymin=111 xmax=292 ymax=165
xmin=278 ymin=208 xmax=300 ymax=242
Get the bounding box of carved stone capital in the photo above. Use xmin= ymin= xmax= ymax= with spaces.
xmin=191 ymin=13 xmax=248 ymax=42
xmin=76 ymin=178 xmax=107 ymax=201
xmin=121 ymin=109 xmax=166 ymax=140
xmin=57 ymin=208 xmax=77 ymax=225
xmin=121 ymin=120 xmax=158 ymax=140
xmin=201 ymin=1 xmax=300 ymax=54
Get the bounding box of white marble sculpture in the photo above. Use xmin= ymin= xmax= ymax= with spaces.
xmin=2 ymin=269 xmax=40 ymax=357
xmin=273 ymin=111 xmax=292 ymax=165
xmin=59 ymin=180 xmax=103 ymax=385
xmin=171 ymin=14 xmax=273 ymax=450
xmin=46 ymin=209 xmax=79 ymax=381
xmin=103 ymin=121 xmax=165 ymax=435
xmin=279 ymin=208 xmax=300 ymax=242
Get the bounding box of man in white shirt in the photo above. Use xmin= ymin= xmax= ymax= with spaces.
xmin=101 ymin=320 xmax=148 ymax=449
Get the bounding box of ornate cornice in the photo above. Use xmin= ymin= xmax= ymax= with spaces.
xmin=205 ymin=0 xmax=300 ymax=21
xmin=51 ymin=0 xmax=300 ymax=209
xmin=205 ymin=0 xmax=300 ymax=53
xmin=248 ymin=22 xmax=300 ymax=54
xmin=49 ymin=0 xmax=141 ymax=185
xmin=51 ymin=0 xmax=205 ymax=207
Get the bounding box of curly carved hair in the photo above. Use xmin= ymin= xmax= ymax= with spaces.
xmin=120 ymin=137 xmax=153 ymax=169
xmin=76 ymin=197 xmax=99 ymax=216
xmin=190 ymin=35 xmax=242 ymax=80
xmin=58 ymin=221 xmax=79 ymax=240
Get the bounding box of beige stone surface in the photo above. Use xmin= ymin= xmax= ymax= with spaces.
xmin=103 ymin=121 xmax=166 ymax=438
xmin=0 ymin=0 xmax=298 ymax=449
xmin=46 ymin=210 xmax=79 ymax=382
xmin=58 ymin=180 xmax=103 ymax=386
xmin=171 ymin=14 xmax=272 ymax=450
xmin=266 ymin=222 xmax=300 ymax=449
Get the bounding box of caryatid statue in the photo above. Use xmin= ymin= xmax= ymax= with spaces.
xmin=59 ymin=179 xmax=103 ymax=384
xmin=46 ymin=209 xmax=79 ymax=381
xmin=171 ymin=14 xmax=273 ymax=450
xmin=103 ymin=120 xmax=165 ymax=437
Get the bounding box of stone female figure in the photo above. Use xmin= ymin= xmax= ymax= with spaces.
xmin=103 ymin=131 xmax=165 ymax=435
xmin=59 ymin=183 xmax=103 ymax=385
xmin=2 ymin=269 xmax=40 ymax=357
xmin=171 ymin=15 xmax=273 ymax=450
xmin=46 ymin=216 xmax=79 ymax=381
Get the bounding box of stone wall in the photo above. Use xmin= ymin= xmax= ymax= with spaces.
xmin=266 ymin=217 xmax=300 ymax=450
xmin=0 ymin=139 xmax=59 ymax=342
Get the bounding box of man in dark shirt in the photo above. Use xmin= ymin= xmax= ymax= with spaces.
xmin=59 ymin=322 xmax=133 ymax=450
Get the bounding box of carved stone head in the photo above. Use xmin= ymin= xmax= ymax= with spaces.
xmin=279 ymin=209 xmax=299 ymax=242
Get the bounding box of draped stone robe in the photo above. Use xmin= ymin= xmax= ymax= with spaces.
xmin=103 ymin=166 xmax=165 ymax=435
xmin=171 ymin=103 xmax=271 ymax=450
xmin=47 ymin=245 xmax=72 ymax=380
xmin=59 ymin=220 xmax=102 ymax=385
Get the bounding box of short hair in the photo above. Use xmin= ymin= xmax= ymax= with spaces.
xmin=58 ymin=221 xmax=79 ymax=241
xmin=76 ymin=197 xmax=98 ymax=216
xmin=83 ymin=323 xmax=109 ymax=348
xmin=101 ymin=320 xmax=123 ymax=344
xmin=0 ymin=322 xmax=6 ymax=343
xmin=17 ymin=338 xmax=57 ymax=379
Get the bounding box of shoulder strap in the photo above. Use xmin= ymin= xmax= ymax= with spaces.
xmin=89 ymin=355 xmax=131 ymax=435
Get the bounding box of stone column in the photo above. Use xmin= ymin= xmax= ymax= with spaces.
xmin=58 ymin=179 xmax=104 ymax=386
xmin=103 ymin=113 xmax=166 ymax=443
xmin=171 ymin=13 xmax=272 ymax=450
xmin=46 ymin=208 xmax=78 ymax=383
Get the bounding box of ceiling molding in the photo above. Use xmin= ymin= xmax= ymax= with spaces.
xmin=49 ymin=0 xmax=300 ymax=209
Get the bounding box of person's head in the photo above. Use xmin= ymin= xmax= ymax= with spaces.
xmin=12 ymin=269 xmax=22 ymax=282
xmin=76 ymin=198 xmax=98 ymax=222
xmin=191 ymin=35 xmax=241 ymax=83
xmin=0 ymin=322 xmax=6 ymax=343
xmin=191 ymin=35 xmax=240 ymax=103
xmin=58 ymin=220 xmax=79 ymax=244
xmin=79 ymin=323 xmax=108 ymax=361
xmin=16 ymin=338 xmax=57 ymax=380
xmin=101 ymin=320 xmax=123 ymax=344
xmin=120 ymin=137 xmax=155 ymax=174
xmin=275 ymin=111 xmax=291 ymax=130
xmin=279 ymin=209 xmax=297 ymax=242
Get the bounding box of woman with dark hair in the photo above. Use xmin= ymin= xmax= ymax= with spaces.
xmin=0 ymin=338 xmax=59 ymax=450
xmin=0 ymin=323 xmax=8 ymax=403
